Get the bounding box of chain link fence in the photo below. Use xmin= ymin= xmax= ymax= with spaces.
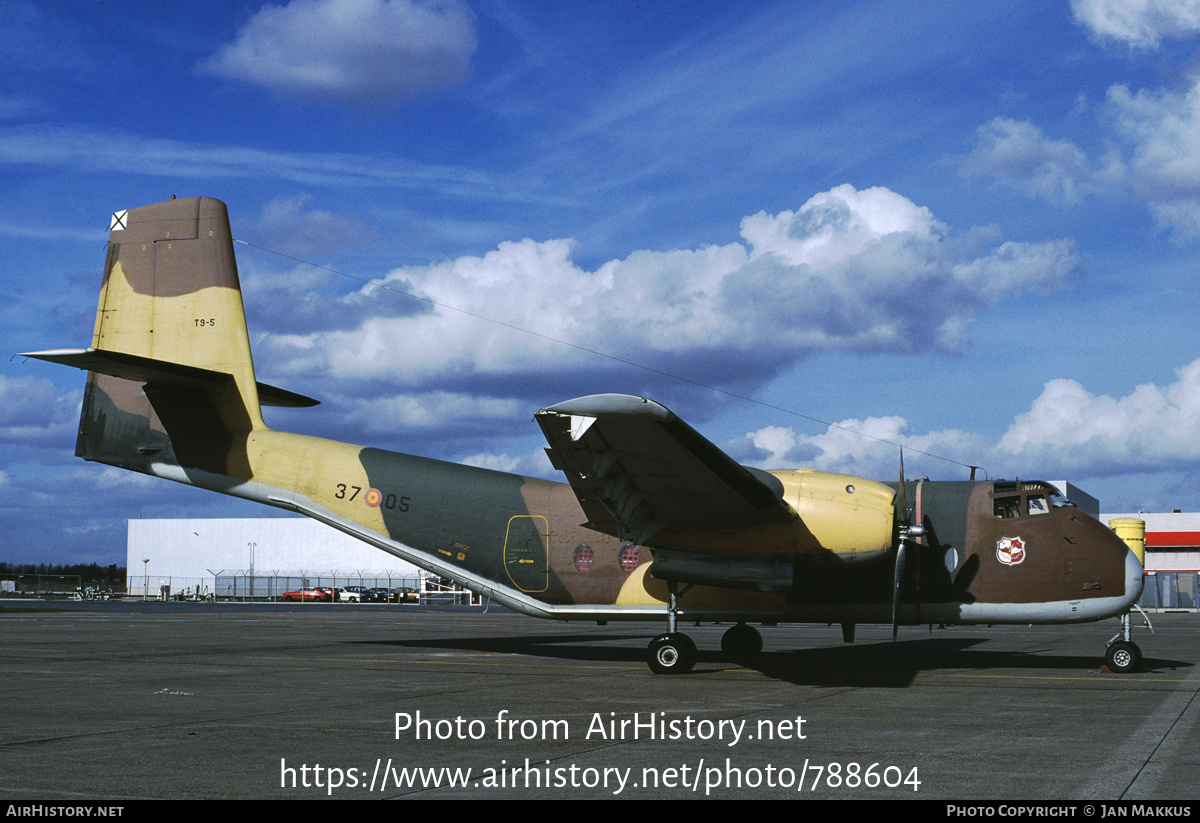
xmin=1140 ymin=571 xmax=1199 ymax=610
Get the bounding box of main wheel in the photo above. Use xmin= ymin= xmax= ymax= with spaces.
xmin=647 ymin=633 xmax=696 ymax=674
xmin=1105 ymin=640 xmax=1142 ymax=673
xmin=720 ymin=623 xmax=763 ymax=661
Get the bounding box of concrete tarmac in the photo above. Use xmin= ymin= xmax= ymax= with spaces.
xmin=1 ymin=600 xmax=1197 ymax=800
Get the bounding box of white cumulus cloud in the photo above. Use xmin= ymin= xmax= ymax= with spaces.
xmin=728 ymin=416 xmax=983 ymax=481
xmin=1071 ymin=0 xmax=1200 ymax=48
xmin=957 ymin=117 xmax=1125 ymax=205
xmin=958 ymin=80 xmax=1200 ymax=242
xmin=0 ymin=373 xmax=79 ymax=444
xmin=725 ymin=357 xmax=1200 ymax=485
xmin=201 ymin=0 xmax=477 ymax=106
xmin=1107 ymin=75 xmax=1200 ymax=239
xmin=998 ymin=358 xmax=1200 ymax=474
xmin=260 ymin=184 xmax=1084 ymax=405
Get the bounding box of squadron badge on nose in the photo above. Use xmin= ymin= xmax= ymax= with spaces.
xmin=996 ymin=536 xmax=1026 ymax=566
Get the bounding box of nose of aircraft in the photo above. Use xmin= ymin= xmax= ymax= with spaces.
xmin=1106 ymin=516 xmax=1146 ymax=611
xmin=1123 ymin=546 xmax=1146 ymax=608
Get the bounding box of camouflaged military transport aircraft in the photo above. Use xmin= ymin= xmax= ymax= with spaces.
xmin=24 ymin=197 xmax=1149 ymax=674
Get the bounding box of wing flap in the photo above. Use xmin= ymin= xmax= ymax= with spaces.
xmin=536 ymin=394 xmax=795 ymax=545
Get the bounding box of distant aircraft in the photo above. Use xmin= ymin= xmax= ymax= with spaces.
xmin=24 ymin=197 xmax=1147 ymax=674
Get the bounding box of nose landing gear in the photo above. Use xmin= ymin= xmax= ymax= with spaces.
xmin=1104 ymin=607 xmax=1154 ymax=673
xmin=1104 ymin=640 xmax=1141 ymax=673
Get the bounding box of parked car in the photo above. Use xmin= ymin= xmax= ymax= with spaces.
xmin=362 ymin=587 xmax=394 ymax=602
xmin=393 ymin=587 xmax=419 ymax=604
xmin=340 ymin=586 xmax=368 ymax=602
xmin=280 ymin=587 xmax=328 ymax=602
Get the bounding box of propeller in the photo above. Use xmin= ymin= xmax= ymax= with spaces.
xmin=892 ymin=448 xmax=925 ymax=641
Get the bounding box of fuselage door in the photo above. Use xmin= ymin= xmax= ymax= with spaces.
xmin=504 ymin=515 xmax=550 ymax=593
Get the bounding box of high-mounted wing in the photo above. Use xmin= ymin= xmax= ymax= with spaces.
xmin=536 ymin=394 xmax=796 ymax=546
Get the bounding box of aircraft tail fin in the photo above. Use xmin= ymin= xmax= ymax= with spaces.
xmin=93 ymin=196 xmax=263 ymax=417
xmin=23 ymin=197 xmax=315 ymax=477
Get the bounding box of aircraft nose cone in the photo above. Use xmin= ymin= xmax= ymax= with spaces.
xmin=1125 ymin=547 xmax=1145 ymax=606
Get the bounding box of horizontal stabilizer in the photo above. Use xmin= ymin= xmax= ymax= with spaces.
xmin=21 ymin=348 xmax=319 ymax=408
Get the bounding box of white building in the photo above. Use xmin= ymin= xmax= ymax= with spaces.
xmin=1102 ymin=511 xmax=1199 ymax=611
xmin=126 ymin=517 xmax=423 ymax=598
xmin=1102 ymin=511 xmax=1200 ymax=571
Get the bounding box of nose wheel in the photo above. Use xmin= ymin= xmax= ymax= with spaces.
xmin=1104 ymin=640 xmax=1141 ymax=674
xmin=1104 ymin=608 xmax=1153 ymax=673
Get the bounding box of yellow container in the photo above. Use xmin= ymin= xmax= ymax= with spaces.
xmin=1108 ymin=518 xmax=1146 ymax=566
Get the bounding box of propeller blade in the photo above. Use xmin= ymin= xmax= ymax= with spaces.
xmin=913 ymin=520 xmax=923 ymax=625
xmin=893 ymin=446 xmax=907 ymax=641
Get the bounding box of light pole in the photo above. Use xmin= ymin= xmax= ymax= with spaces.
xmin=248 ymin=542 xmax=256 ymax=600
xmin=142 ymin=558 xmax=149 ymax=600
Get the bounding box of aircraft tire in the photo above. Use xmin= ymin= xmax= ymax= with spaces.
xmin=1105 ymin=641 xmax=1142 ymax=673
xmin=647 ymin=633 xmax=696 ymax=674
xmin=720 ymin=623 xmax=763 ymax=661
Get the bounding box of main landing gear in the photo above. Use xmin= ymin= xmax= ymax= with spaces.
xmin=720 ymin=622 xmax=763 ymax=660
xmin=643 ymin=580 xmax=765 ymax=673
xmin=646 ymin=580 xmax=696 ymax=674
xmin=644 ymin=624 xmax=764 ymax=673
xmin=647 ymin=633 xmax=697 ymax=674
xmin=1104 ymin=607 xmax=1153 ymax=674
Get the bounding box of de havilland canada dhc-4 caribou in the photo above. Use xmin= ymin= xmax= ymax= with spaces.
xmin=23 ymin=197 xmax=1149 ymax=674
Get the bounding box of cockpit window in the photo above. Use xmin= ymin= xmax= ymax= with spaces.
xmin=995 ymin=481 xmax=1073 ymax=518
xmin=1048 ymin=489 xmax=1076 ymax=508
xmin=994 ymin=496 xmax=1021 ymax=519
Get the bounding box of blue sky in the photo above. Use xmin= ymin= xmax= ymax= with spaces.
xmin=4 ymin=0 xmax=1200 ymax=564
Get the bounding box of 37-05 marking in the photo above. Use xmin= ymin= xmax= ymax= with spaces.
xmin=335 ymin=484 xmax=411 ymax=512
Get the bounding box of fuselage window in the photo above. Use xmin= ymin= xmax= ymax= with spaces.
xmin=574 ymin=544 xmax=594 ymax=573
xmin=619 ymin=543 xmax=640 ymax=572
xmin=1027 ymin=495 xmax=1049 ymax=515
